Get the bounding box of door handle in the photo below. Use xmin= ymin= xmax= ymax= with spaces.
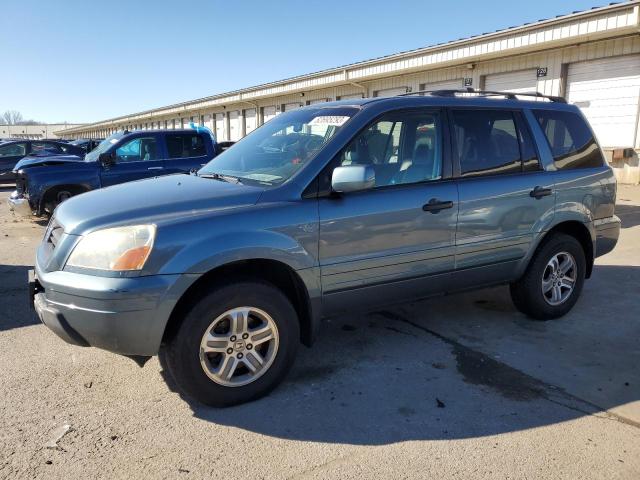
xmin=147 ymin=166 xmax=164 ymax=170
xmin=530 ymin=186 xmax=552 ymax=199
xmin=422 ymin=198 xmax=454 ymax=213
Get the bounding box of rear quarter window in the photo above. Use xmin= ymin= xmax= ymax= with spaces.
xmin=166 ymin=134 xmax=207 ymax=159
xmin=534 ymin=110 xmax=604 ymax=170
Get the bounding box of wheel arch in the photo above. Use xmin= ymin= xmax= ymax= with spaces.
xmin=525 ymin=221 xmax=595 ymax=279
xmin=40 ymin=183 xmax=90 ymax=214
xmin=162 ymin=258 xmax=318 ymax=348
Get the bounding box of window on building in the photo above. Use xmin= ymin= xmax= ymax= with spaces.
xmin=166 ymin=134 xmax=206 ymax=159
xmin=115 ymin=137 xmax=159 ymax=162
xmin=335 ymin=110 xmax=442 ymax=187
xmin=452 ymin=109 xmax=521 ymax=177
xmin=534 ymin=110 xmax=604 ymax=170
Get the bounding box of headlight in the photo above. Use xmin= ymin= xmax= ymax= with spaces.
xmin=66 ymin=225 xmax=156 ymax=271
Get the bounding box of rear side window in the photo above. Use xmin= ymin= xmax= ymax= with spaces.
xmin=166 ymin=134 xmax=206 ymax=159
xmin=0 ymin=143 xmax=26 ymax=157
xmin=31 ymin=142 xmax=62 ymax=154
xmin=534 ymin=110 xmax=604 ymax=169
xmin=451 ymin=110 xmax=521 ymax=177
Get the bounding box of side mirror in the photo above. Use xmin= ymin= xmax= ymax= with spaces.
xmin=99 ymin=152 xmax=115 ymax=168
xmin=331 ymin=165 xmax=375 ymax=193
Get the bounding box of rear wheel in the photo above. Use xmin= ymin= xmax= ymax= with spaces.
xmin=510 ymin=233 xmax=586 ymax=320
xmin=162 ymin=281 xmax=299 ymax=407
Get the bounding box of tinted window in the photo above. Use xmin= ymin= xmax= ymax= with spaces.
xmin=534 ymin=110 xmax=604 ymax=169
xmin=31 ymin=142 xmax=62 ymax=154
xmin=516 ymin=113 xmax=541 ymax=172
xmin=0 ymin=143 xmax=26 ymax=157
xmin=336 ymin=111 xmax=442 ymax=187
xmin=452 ymin=110 xmax=521 ymax=177
xmin=115 ymin=137 xmax=159 ymax=163
xmin=166 ymin=134 xmax=206 ymax=159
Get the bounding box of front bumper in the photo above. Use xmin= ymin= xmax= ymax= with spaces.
xmin=8 ymin=191 xmax=33 ymax=217
xmin=594 ymin=215 xmax=621 ymax=258
xmin=30 ymin=263 xmax=197 ymax=356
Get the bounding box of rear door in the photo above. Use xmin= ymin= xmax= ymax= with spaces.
xmin=451 ymin=108 xmax=554 ymax=285
xmin=318 ymin=108 xmax=459 ymax=313
xmin=0 ymin=142 xmax=28 ymax=175
xmin=163 ymin=132 xmax=210 ymax=174
xmin=100 ymin=133 xmax=166 ymax=187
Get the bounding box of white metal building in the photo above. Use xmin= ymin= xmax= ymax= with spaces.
xmin=1 ymin=124 xmax=83 ymax=139
xmin=58 ymin=2 xmax=640 ymax=181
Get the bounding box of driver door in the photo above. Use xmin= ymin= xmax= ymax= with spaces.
xmin=317 ymin=109 xmax=459 ymax=314
xmin=100 ymin=134 xmax=166 ymax=187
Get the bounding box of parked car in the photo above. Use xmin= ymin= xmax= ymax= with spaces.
xmin=9 ymin=129 xmax=222 ymax=216
xmin=68 ymin=138 xmax=104 ymax=153
xmin=0 ymin=139 xmax=84 ymax=182
xmin=28 ymin=91 xmax=620 ymax=406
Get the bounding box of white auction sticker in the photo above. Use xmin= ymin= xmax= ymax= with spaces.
xmin=308 ymin=115 xmax=350 ymax=127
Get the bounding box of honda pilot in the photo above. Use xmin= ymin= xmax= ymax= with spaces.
xmin=30 ymin=91 xmax=620 ymax=406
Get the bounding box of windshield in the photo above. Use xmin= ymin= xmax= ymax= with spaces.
xmin=85 ymin=132 xmax=125 ymax=162
xmin=199 ymin=107 xmax=357 ymax=185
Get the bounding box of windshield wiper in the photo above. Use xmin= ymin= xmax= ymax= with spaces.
xmin=198 ymin=172 xmax=243 ymax=184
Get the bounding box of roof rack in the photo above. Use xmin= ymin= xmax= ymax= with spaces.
xmin=398 ymin=87 xmax=566 ymax=103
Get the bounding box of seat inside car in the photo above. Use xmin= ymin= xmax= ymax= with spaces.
xmin=142 ymin=140 xmax=158 ymax=161
xmin=392 ymin=142 xmax=436 ymax=184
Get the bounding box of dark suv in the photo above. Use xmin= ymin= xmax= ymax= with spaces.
xmin=29 ymin=91 xmax=620 ymax=406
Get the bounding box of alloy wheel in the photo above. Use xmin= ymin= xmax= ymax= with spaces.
xmin=199 ymin=307 xmax=279 ymax=387
xmin=541 ymin=251 xmax=577 ymax=306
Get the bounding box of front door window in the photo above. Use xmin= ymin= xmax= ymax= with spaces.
xmin=115 ymin=137 xmax=159 ymax=163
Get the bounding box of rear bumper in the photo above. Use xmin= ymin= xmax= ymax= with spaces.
xmin=594 ymin=215 xmax=621 ymax=258
xmin=31 ymin=263 xmax=197 ymax=356
xmin=8 ymin=191 xmax=33 ymax=217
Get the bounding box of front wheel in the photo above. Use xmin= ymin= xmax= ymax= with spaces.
xmin=510 ymin=233 xmax=586 ymax=320
xmin=162 ymin=281 xmax=300 ymax=407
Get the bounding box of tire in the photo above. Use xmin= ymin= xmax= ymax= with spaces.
xmin=162 ymin=281 xmax=299 ymax=407
xmin=44 ymin=189 xmax=74 ymax=215
xmin=510 ymin=232 xmax=586 ymax=320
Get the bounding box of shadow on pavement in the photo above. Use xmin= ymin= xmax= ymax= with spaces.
xmin=616 ymin=203 xmax=640 ymax=229
xmin=159 ymin=264 xmax=640 ymax=445
xmin=0 ymin=264 xmax=38 ymax=332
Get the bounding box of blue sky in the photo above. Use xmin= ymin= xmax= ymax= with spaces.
xmin=0 ymin=0 xmax=606 ymax=124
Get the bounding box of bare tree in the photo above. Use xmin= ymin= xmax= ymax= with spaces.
xmin=2 ymin=110 xmax=24 ymax=125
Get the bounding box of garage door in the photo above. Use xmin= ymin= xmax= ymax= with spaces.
xmin=567 ymin=55 xmax=640 ymax=148
xmin=339 ymin=93 xmax=364 ymax=100
xmin=284 ymin=102 xmax=301 ymax=112
xmin=263 ymin=106 xmax=276 ymax=124
xmin=484 ymin=70 xmax=537 ymax=93
xmin=373 ymin=87 xmax=408 ymax=97
xmin=215 ymin=113 xmax=226 ymax=141
xmin=229 ymin=111 xmax=240 ymax=141
xmin=420 ymin=79 xmax=464 ymax=92
xmin=245 ymin=109 xmax=257 ymax=135
xmin=203 ymin=114 xmax=214 ymax=132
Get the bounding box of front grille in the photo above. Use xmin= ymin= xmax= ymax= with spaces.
xmin=44 ymin=218 xmax=63 ymax=250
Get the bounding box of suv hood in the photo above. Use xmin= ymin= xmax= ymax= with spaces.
xmin=55 ymin=173 xmax=264 ymax=235
xmin=14 ymin=154 xmax=85 ymax=171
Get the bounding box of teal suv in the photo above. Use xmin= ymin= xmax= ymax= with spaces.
xmin=30 ymin=90 xmax=620 ymax=406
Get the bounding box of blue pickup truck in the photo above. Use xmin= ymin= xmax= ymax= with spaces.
xmin=9 ymin=128 xmax=225 ymax=216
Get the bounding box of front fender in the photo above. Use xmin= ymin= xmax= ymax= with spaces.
xmin=24 ymin=167 xmax=100 ymax=214
xmin=150 ymin=200 xmax=319 ymax=276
